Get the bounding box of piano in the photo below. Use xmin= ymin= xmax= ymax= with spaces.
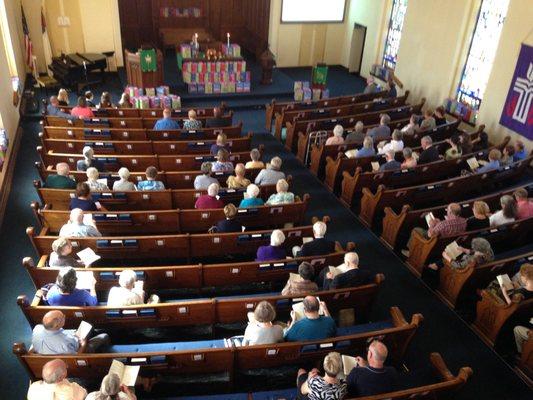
xmin=49 ymin=52 xmax=107 ymax=93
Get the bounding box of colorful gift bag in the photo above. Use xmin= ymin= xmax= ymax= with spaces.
xmin=312 ymin=88 xmax=321 ymax=101
xmin=171 ymin=95 xmax=181 ymax=109
xmin=321 ymin=89 xmax=330 ymax=99
xmin=303 ymin=88 xmax=312 ymax=101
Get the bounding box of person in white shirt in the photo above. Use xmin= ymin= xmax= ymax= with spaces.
xmin=27 ymin=359 xmax=87 ymax=400
xmin=59 ymin=208 xmax=102 ymax=237
xmin=489 ymin=195 xmax=518 ymax=227
xmin=107 ymin=269 xmax=146 ymax=307
xmin=377 ymin=129 xmax=404 ymax=155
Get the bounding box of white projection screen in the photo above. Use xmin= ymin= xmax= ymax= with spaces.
xmin=281 ymin=0 xmax=347 ymax=23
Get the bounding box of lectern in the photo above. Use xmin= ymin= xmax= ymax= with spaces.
xmin=124 ymin=49 xmax=164 ymax=88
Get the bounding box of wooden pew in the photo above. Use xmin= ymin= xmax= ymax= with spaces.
xmin=473 ymin=290 xmax=533 ymax=346
xmin=37 ymin=147 xmax=258 ymax=173
xmin=437 ymin=252 xmax=533 ymax=309
xmin=40 ymin=134 xmax=252 ymax=155
xmin=13 ymin=306 xmax=420 ymax=383
xmin=517 ymin=330 xmax=533 ymax=382
xmin=405 ymin=217 xmax=533 ymax=276
xmin=285 ymin=101 xmax=425 ymax=153
xmin=380 ymin=184 xmax=532 ymax=251
xmin=17 ymin=276 xmax=383 ymax=330
xmin=34 ymin=179 xmax=283 ymax=210
xmin=44 ymin=112 xmax=233 ymax=129
xmin=339 ymin=137 xmax=510 ymax=210
xmin=42 ymin=123 xmax=243 ymax=141
xmin=23 ymin=248 xmax=352 ymax=292
xmin=358 ymin=155 xmax=533 ymax=229
xmin=26 ymin=224 xmax=316 ymax=261
xmin=265 ymin=91 xmax=388 ymax=132
xmin=31 ymin=195 xmax=310 ymax=234
xmin=274 ymin=93 xmax=409 ymax=140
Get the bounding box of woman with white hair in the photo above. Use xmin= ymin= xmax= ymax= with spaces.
xmin=85 ymin=167 xmax=110 ymax=192
xmin=294 ymin=221 xmax=336 ymax=257
xmin=76 ymin=146 xmax=106 ymax=172
xmin=255 ymin=156 xmax=285 ymax=186
xmin=266 ymin=179 xmax=294 ymax=205
xmin=85 ymin=372 xmax=137 ymax=400
xmin=256 ymin=229 xmax=286 ymax=261
xmin=107 ymin=269 xmax=145 ymax=307
xmin=113 ymin=167 xmax=137 ymax=191
xmin=195 ymin=183 xmax=225 ymax=209
xmin=227 ymin=163 xmax=251 ymax=189
xmin=239 ymin=184 xmax=264 ymax=208
xmin=325 ymin=125 xmax=345 ymax=146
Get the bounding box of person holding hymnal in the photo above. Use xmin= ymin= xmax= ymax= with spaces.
xmin=486 ymin=263 xmax=533 ymax=305
xmin=321 ymin=252 xmax=375 ymax=290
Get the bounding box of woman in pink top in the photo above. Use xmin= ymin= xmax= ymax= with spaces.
xmin=400 ymin=147 xmax=417 ymax=169
xmin=325 ymin=125 xmax=345 ymax=146
xmin=70 ymin=96 xmax=95 ymax=119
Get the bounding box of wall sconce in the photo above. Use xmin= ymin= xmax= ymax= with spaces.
xmin=11 ymin=76 xmax=20 ymax=106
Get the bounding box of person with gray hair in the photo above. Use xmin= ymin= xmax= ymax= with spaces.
xmin=378 ymin=129 xmax=404 ymax=155
xmin=418 ymin=135 xmax=439 ymax=164
xmin=345 ymin=121 xmax=365 ymax=144
xmin=195 ymin=182 xmax=224 ymax=209
xmin=348 ymin=136 xmax=376 ymax=159
xmin=294 ymin=221 xmax=336 ymax=257
xmin=255 ymin=156 xmax=285 ymax=186
xmin=85 ymin=167 xmax=110 ymax=192
xmin=239 ymin=183 xmax=264 ymax=208
xmin=86 ymin=372 xmax=137 ymax=399
xmin=256 ymin=229 xmax=287 ymax=261
xmin=59 ymin=208 xmax=102 ymax=237
xmin=47 ymin=95 xmax=76 ymax=119
xmin=242 ymin=301 xmax=284 ymax=346
xmin=346 ymin=340 xmax=399 ymax=396
xmin=107 ymin=269 xmax=145 ymax=307
xmin=489 ymin=194 xmax=518 ymax=227
xmin=76 ymin=146 xmax=106 ymax=172
xmin=245 ymin=148 xmax=265 ymax=169
xmin=266 ymin=179 xmax=294 ymax=205
xmin=325 ymin=124 xmax=345 ymax=145
xmin=367 ymin=114 xmax=391 ymax=142
xmin=323 ymin=251 xmax=375 ymax=290
xmin=113 ymin=167 xmax=137 ymax=191
xmin=285 ymin=295 xmax=335 ymax=342
xmin=417 ymin=109 xmax=437 ymax=132
xmin=400 ymin=147 xmax=417 ymax=169
xmin=194 ymin=161 xmax=218 ymax=190
xmin=45 ymin=162 xmax=77 ymax=189
xmin=27 ymin=359 xmax=87 ymax=400
xmin=379 ymin=149 xmax=401 ymax=172
xmin=297 ymin=352 xmax=347 ymax=399
xmin=281 ymin=261 xmax=319 ymax=296
xmin=49 ymin=237 xmax=85 ymax=268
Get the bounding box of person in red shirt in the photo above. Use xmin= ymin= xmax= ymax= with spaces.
xmin=514 ymin=188 xmax=533 ymax=219
xmin=195 ymin=183 xmax=224 ymax=209
xmin=70 ymin=96 xmax=95 ymax=119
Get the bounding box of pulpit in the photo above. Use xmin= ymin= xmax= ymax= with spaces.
xmin=124 ymin=49 xmax=164 ymax=88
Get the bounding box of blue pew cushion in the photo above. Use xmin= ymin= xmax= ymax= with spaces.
xmin=109 ymin=339 xmax=225 ymax=353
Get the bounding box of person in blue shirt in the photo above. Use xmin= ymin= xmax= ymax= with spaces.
xmin=47 ymin=96 xmax=76 ymax=119
xmin=513 ymin=140 xmax=527 ymax=162
xmin=46 ymin=267 xmax=98 ymax=306
xmin=355 ymin=136 xmax=376 ymax=158
xmin=284 ymin=296 xmax=336 ymax=342
xmin=379 ymin=150 xmax=402 ymax=172
xmin=137 ymin=166 xmax=165 ymax=191
xmin=239 ymin=184 xmax=264 ymax=208
xmin=153 ymin=108 xmax=181 ymax=131
xmin=476 ymin=149 xmax=501 ymax=174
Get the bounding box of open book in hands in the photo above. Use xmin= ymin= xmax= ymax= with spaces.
xmin=291 ymin=298 xmax=324 ymax=322
xmin=424 ymin=212 xmax=436 ymax=228
xmin=75 ymin=271 xmax=96 ymax=290
xmin=466 ymin=157 xmax=480 ymax=171
xmin=444 ymin=241 xmax=463 ymax=260
xmin=340 ymin=354 xmax=359 ymax=378
xmin=497 ymin=274 xmax=514 ymax=291
xmin=371 ymin=161 xmax=380 ymax=172
xmin=75 ymin=320 xmax=93 ymax=340
xmin=109 ymin=359 xmax=140 ymax=387
xmin=328 ymin=264 xmax=349 ymax=279
xmin=77 ymin=248 xmax=101 ymax=266
xmin=83 ymin=213 xmax=95 ymax=226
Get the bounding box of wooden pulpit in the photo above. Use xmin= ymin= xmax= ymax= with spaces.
xmin=124 ymin=49 xmax=164 ymax=88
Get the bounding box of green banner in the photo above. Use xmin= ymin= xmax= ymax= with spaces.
xmin=312 ymin=65 xmax=328 ymax=85
xmin=140 ymin=48 xmax=157 ymax=72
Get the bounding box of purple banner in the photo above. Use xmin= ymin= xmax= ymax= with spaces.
xmin=499 ymin=43 xmax=533 ymax=140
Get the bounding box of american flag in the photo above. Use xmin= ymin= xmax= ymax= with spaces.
xmin=21 ymin=6 xmax=33 ymax=70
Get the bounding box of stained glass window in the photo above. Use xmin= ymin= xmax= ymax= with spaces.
xmin=456 ymin=0 xmax=509 ymax=112
xmin=382 ymin=0 xmax=408 ymax=70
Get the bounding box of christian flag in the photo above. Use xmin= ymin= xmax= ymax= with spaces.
xmin=21 ymin=6 xmax=33 ymax=70
xmin=499 ymin=44 xmax=533 ymax=140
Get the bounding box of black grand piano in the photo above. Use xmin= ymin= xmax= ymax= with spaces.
xmin=49 ymin=52 xmax=107 ymax=93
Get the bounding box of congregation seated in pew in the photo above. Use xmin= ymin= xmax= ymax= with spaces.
xmin=107 ymin=269 xmax=159 ymax=307
xmin=325 ymin=125 xmax=345 ymax=146
xmin=70 ymin=96 xmax=94 ymax=119
xmin=154 ymin=108 xmax=180 ymax=131
xmin=206 ymin=107 xmax=230 ymax=128
xmin=59 ymin=208 xmax=102 ymax=237
xmin=45 ymin=162 xmax=76 ymax=189
xmin=226 ymin=163 xmax=251 ymax=189
xmin=183 ymin=109 xmax=203 ymax=130
xmin=345 ymin=121 xmax=365 ymax=144
xmin=137 ymin=166 xmax=165 ymax=191
xmin=284 ymin=296 xmax=336 ymax=342
xmin=245 ymin=148 xmax=265 ymax=169
xmin=487 ymin=263 xmax=533 ymax=305
xmin=294 ymin=221 xmax=336 ymax=257
xmin=364 ymin=76 xmax=379 ymax=94
xmin=98 ymin=92 xmax=115 ymax=109
xmin=281 ymin=261 xmax=319 ymax=296
xmin=345 ymin=136 xmax=375 ymax=159
xmin=49 ymin=237 xmax=85 ymax=268
xmin=242 ymin=301 xmax=284 ymax=346
xmin=70 ymin=182 xmax=102 ymax=211
xmin=466 ymin=201 xmax=491 ymax=230
xmin=86 ymin=372 xmax=137 ymax=400
xmin=297 ymin=351 xmax=347 ymax=400
xmin=84 ymin=90 xmax=95 ymax=107
xmin=194 ymin=162 xmax=218 ymax=190
xmin=513 ymin=140 xmax=527 ymax=161
xmin=32 ymin=310 xmax=110 ymax=354
xmin=113 ymin=167 xmax=137 ymax=191
xmin=213 ymin=204 xmax=244 ymax=233
xmin=27 ymin=359 xmax=87 ymax=400
xmin=474 ymin=149 xmax=502 ymax=174
xmin=256 ymin=229 xmax=286 ymax=261
xmin=322 ymin=252 xmax=376 ymax=290
xmin=47 ymin=95 xmax=76 ymax=120
xmin=212 ymin=148 xmax=234 ymax=173
xmin=118 ymin=92 xmax=133 ymax=109
xmin=400 ymin=147 xmax=417 ymax=169
xmin=515 ymin=188 xmax=533 ymax=219
xmin=266 ymin=179 xmax=294 ymax=205
xmin=489 ymin=194 xmax=517 ymax=227
xmin=368 ymin=113 xmax=391 ymax=141
xmin=77 ymin=146 xmax=106 ymax=172
xmin=377 ymin=129 xmax=404 ymax=154
xmin=239 ymin=184 xmax=264 ymax=208
xmin=401 ymin=114 xmax=418 ymax=136
xmin=417 ymin=109 xmax=437 ymax=132
xmin=378 ymin=150 xmax=402 ymax=172
xmin=210 ymin=133 xmax=228 ymax=155
xmin=418 ymin=135 xmax=440 ymax=164
xmin=195 ymin=183 xmax=224 ymax=209
xmin=444 ymin=134 xmax=462 ymax=160
xmin=85 ymin=167 xmax=109 ymax=192
xmin=255 ymin=156 xmax=285 ymax=185
xmin=46 ymin=267 xmax=98 ymax=306
xmin=434 ymin=106 xmax=447 ymax=126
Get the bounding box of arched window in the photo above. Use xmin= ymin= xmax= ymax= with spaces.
xmin=456 ymin=0 xmax=509 ymax=114
xmin=382 ymin=0 xmax=408 ymax=70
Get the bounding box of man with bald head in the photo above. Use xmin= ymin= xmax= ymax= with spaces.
xmin=284 ymin=296 xmax=336 ymax=342
xmin=45 ymin=162 xmax=77 ymax=189
xmin=59 ymin=208 xmax=102 ymax=237
xmin=32 ymin=310 xmax=109 ymax=354
xmin=154 ymin=107 xmax=180 ymax=130
xmin=27 ymin=358 xmax=87 ymax=400
xmin=346 ymin=340 xmax=398 ymax=396
xmin=47 ymin=95 xmax=76 ymax=120
xmin=322 ymin=252 xmax=376 ymax=290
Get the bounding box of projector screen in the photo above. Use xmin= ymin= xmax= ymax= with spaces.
xmin=281 ymin=0 xmax=346 ymax=23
